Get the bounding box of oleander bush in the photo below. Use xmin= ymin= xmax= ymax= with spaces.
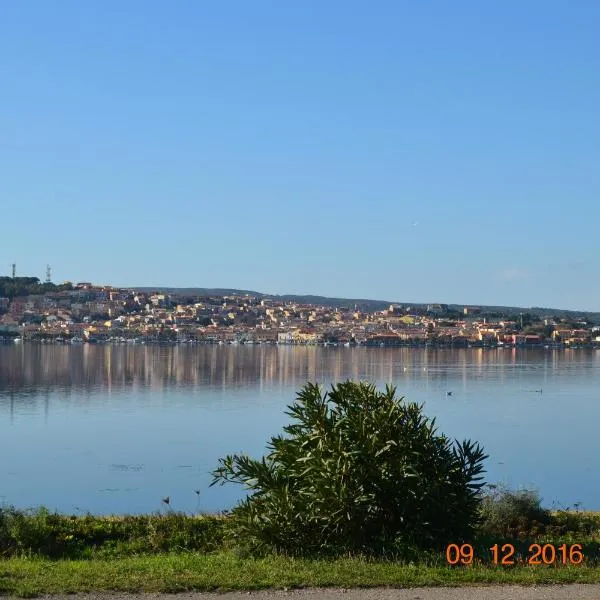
xmin=211 ymin=380 xmax=488 ymax=556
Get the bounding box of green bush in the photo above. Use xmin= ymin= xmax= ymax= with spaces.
xmin=212 ymin=381 xmax=488 ymax=556
xmin=552 ymin=510 xmax=600 ymax=538
xmin=478 ymin=486 xmax=552 ymax=538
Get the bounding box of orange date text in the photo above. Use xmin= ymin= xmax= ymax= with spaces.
xmin=445 ymin=543 xmax=584 ymax=566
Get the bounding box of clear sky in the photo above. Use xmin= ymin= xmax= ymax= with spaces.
xmin=2 ymin=1 xmax=599 ymax=310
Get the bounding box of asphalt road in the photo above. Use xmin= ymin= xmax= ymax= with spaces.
xmin=33 ymin=587 xmax=600 ymax=600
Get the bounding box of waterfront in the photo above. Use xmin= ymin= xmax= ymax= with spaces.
xmin=1 ymin=344 xmax=599 ymax=514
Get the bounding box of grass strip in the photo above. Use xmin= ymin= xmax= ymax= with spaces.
xmin=2 ymin=552 xmax=600 ymax=597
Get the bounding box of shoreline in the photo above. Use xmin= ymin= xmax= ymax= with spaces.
xmin=1 ymin=338 xmax=598 ymax=350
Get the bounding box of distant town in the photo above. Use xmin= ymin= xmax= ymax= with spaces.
xmin=1 ymin=275 xmax=599 ymax=348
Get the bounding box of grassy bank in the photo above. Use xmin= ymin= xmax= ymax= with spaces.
xmin=4 ymin=552 xmax=600 ymax=597
xmin=1 ymin=507 xmax=600 ymax=596
xmin=0 ymin=509 xmax=226 ymax=559
xmin=3 ymin=498 xmax=600 ymax=560
xmin=5 ymin=552 xmax=600 ymax=597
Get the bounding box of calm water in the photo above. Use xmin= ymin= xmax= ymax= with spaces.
xmin=1 ymin=344 xmax=599 ymax=514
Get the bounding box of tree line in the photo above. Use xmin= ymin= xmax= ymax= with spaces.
xmin=0 ymin=277 xmax=73 ymax=300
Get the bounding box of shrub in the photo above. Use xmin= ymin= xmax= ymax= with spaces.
xmin=212 ymin=380 xmax=487 ymax=556
xmin=478 ymin=486 xmax=552 ymax=538
xmin=552 ymin=510 xmax=600 ymax=538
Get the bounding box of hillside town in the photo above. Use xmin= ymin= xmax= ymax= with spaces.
xmin=1 ymin=278 xmax=599 ymax=348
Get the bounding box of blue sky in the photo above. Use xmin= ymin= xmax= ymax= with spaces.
xmin=1 ymin=1 xmax=599 ymax=310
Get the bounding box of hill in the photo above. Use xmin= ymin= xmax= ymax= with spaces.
xmin=132 ymin=287 xmax=600 ymax=320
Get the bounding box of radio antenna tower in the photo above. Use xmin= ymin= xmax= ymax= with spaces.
xmin=46 ymin=264 xmax=52 ymax=284
xmin=11 ymin=263 xmax=16 ymax=279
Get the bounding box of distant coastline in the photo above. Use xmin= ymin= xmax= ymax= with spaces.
xmin=2 ymin=277 xmax=599 ymax=350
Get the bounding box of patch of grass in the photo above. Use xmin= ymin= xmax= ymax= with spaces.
xmin=2 ymin=552 xmax=600 ymax=597
xmin=3 ymin=504 xmax=600 ymax=561
xmin=0 ymin=507 xmax=225 ymax=559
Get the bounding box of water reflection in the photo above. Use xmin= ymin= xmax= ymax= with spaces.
xmin=2 ymin=344 xmax=600 ymax=395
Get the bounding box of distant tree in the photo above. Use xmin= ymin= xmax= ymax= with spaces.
xmin=542 ymin=324 xmax=555 ymax=339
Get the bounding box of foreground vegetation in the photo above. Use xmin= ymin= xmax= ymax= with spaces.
xmin=2 ymin=493 xmax=600 ymax=596
xmin=2 ymin=382 xmax=598 ymax=595
xmin=2 ymin=494 xmax=600 ymax=561
xmin=5 ymin=551 xmax=600 ymax=597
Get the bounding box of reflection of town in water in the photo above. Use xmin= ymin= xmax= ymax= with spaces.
xmin=2 ymin=344 xmax=600 ymax=396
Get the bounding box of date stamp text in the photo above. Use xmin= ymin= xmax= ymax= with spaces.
xmin=445 ymin=543 xmax=584 ymax=566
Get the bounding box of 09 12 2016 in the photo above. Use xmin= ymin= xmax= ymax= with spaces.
xmin=445 ymin=543 xmax=584 ymax=566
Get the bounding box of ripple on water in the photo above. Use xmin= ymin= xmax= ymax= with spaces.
xmin=109 ymin=464 xmax=143 ymax=472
